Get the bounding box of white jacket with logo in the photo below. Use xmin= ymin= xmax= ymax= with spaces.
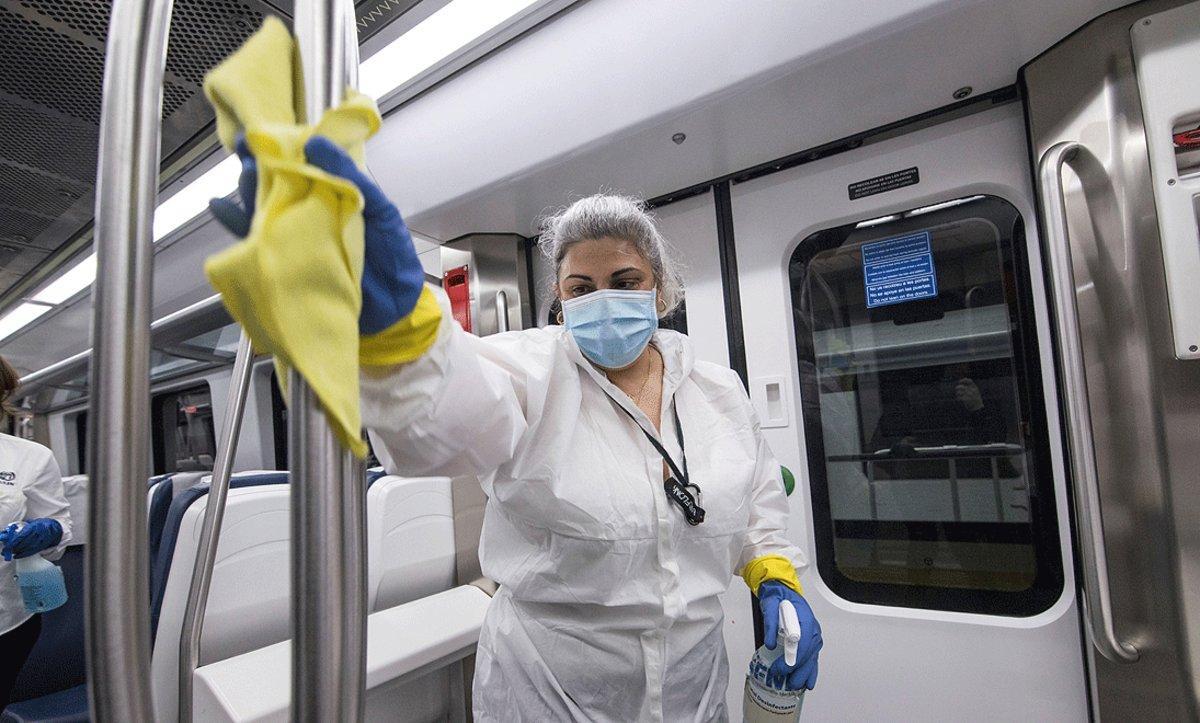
xmin=0 ymin=433 xmax=72 ymax=635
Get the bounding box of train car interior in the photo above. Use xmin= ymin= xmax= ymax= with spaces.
xmin=0 ymin=0 xmax=1198 ymax=720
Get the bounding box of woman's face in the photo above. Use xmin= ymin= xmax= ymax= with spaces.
xmin=556 ymin=236 xmax=656 ymax=302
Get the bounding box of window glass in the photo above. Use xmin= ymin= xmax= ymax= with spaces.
xmin=152 ymin=383 xmax=216 ymax=474
xmin=789 ymin=195 xmax=1062 ymax=615
xmin=178 ymin=323 xmax=241 ymax=357
xmin=270 ymin=370 xmax=380 ymax=470
xmin=74 ymin=411 xmax=87 ymax=474
xmin=270 ymin=370 xmax=288 ymax=470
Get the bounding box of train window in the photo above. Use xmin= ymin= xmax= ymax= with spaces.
xmin=151 ymin=383 xmax=217 ymax=474
xmin=269 ymin=371 xmax=381 ymax=469
xmin=74 ymin=411 xmax=87 ymax=474
xmin=270 ymin=371 xmax=288 ymax=470
xmin=789 ymin=195 xmax=1063 ymax=615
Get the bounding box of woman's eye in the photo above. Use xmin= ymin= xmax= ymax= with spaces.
xmin=616 ymin=280 xmax=640 ymax=289
xmin=569 ymin=286 xmax=593 ymax=296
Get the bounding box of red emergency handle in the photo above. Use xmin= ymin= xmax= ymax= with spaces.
xmin=443 ymin=265 xmax=472 ymax=333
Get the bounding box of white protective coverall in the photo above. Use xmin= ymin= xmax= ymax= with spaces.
xmin=361 ymin=308 xmax=805 ymax=722
xmin=0 ymin=433 xmax=72 ymax=635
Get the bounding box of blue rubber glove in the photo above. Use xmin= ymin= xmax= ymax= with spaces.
xmin=208 ymin=136 xmax=258 ymax=239
xmin=208 ymin=135 xmax=425 ymax=335
xmin=0 ymin=519 xmax=64 ymax=561
xmin=759 ymin=580 xmax=823 ymax=690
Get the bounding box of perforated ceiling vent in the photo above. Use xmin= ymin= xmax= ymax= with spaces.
xmin=0 ymin=0 xmax=419 ymax=309
xmin=0 ymin=0 xmax=287 ymax=302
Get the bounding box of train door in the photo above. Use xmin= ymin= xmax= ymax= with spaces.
xmin=1024 ymin=1 xmax=1200 ymax=718
xmin=727 ymin=102 xmax=1088 ymax=720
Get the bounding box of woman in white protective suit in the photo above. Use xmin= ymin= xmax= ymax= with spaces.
xmin=211 ymin=138 xmax=824 ymax=722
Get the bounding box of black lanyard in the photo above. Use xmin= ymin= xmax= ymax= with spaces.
xmin=610 ymin=395 xmax=706 ymax=526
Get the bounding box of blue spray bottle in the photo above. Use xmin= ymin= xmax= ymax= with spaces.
xmin=6 ymin=523 xmax=68 ymax=613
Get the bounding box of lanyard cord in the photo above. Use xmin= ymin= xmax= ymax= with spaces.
xmin=610 ymin=394 xmax=695 ymax=491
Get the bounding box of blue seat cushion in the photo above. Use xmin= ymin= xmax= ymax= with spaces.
xmin=149 ymin=472 xmax=289 ymax=642
xmin=1 ymin=684 xmax=89 ymax=723
xmin=146 ymin=476 xmax=177 ymax=577
xmin=366 ymin=467 xmax=386 ymax=488
xmin=8 ymin=547 xmax=86 ymax=702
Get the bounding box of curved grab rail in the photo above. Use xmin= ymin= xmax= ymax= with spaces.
xmin=496 ymin=290 xmax=510 ymax=333
xmin=178 ymin=331 xmax=255 ymax=722
xmin=86 ymin=0 xmax=176 ymax=718
xmin=1037 ymin=141 xmax=1139 ymax=664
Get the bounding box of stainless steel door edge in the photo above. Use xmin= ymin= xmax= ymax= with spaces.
xmin=1022 ymin=0 xmax=1200 ymax=718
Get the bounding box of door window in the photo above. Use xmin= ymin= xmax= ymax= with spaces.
xmin=789 ymin=195 xmax=1063 ymax=615
xmin=152 ymin=383 xmax=216 ymax=474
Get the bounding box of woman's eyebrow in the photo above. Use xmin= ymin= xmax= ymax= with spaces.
xmin=610 ymin=267 xmax=642 ymax=278
xmin=564 ymin=274 xmax=593 ymax=282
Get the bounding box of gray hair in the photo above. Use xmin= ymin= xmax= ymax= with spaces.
xmin=539 ymin=193 xmax=685 ymax=317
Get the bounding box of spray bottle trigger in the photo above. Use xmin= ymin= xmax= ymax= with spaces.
xmin=780 ymin=600 xmax=801 ymax=667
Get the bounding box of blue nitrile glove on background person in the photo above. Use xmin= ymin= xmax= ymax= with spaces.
xmin=0 ymin=519 xmax=63 ymax=561
xmin=760 ymin=580 xmax=823 ymax=690
xmin=209 ymin=135 xmax=427 ymax=334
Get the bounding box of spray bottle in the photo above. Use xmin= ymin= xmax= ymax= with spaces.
xmin=6 ymin=523 xmax=68 ymax=614
xmin=744 ymin=597 xmax=805 ymax=722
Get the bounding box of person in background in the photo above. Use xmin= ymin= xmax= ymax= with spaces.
xmin=0 ymin=355 xmax=72 ymax=710
xmin=212 ymin=137 xmax=824 ymax=721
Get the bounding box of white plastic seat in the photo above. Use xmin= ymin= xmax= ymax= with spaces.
xmin=366 ymin=475 xmax=456 ymax=612
xmin=151 ymin=482 xmax=291 ymax=722
xmin=193 ymin=585 xmax=493 ymax=723
xmin=59 ymin=474 xmax=88 ymax=545
xmin=150 ymin=473 xmax=461 ymax=722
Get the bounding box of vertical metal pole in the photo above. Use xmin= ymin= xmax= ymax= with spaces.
xmin=86 ymin=0 xmax=173 ymax=719
xmin=291 ymin=1 xmax=368 ymax=721
xmin=178 ymin=332 xmax=255 ymax=722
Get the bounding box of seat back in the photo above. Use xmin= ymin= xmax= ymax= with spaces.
xmin=150 ymin=474 xmax=290 ymax=723
xmin=366 ymin=476 xmax=455 ymax=612
xmin=149 ymin=471 xmax=284 ymax=637
xmin=58 ymin=474 xmax=88 ymax=545
xmin=147 ymin=471 xmax=210 ymax=570
xmin=366 ymin=466 xmax=386 ymax=488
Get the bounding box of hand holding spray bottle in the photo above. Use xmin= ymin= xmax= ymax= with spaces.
xmin=744 ymin=597 xmax=805 ymax=721
xmin=3 ymin=521 xmax=68 ymax=614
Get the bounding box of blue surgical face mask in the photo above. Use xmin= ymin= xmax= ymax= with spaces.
xmin=562 ymin=289 xmax=658 ymax=369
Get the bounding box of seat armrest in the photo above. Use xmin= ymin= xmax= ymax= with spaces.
xmin=193 ymin=585 xmax=492 ymax=722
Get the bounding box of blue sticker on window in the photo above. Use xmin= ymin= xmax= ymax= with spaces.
xmin=862 ymin=231 xmax=938 ymax=308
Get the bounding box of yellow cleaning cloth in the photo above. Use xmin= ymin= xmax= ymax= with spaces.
xmin=741 ymin=554 xmax=804 ymax=596
xmin=202 ymin=16 xmax=379 ymax=457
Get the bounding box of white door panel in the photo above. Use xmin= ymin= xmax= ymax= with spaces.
xmin=652 ymin=191 xmax=757 ymax=718
xmin=728 ymin=103 xmax=1087 ymax=721
xmin=654 ymin=191 xmax=730 ymax=367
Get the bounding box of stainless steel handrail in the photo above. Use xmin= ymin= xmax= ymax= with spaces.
xmin=177 ymin=332 xmax=256 ymax=722
xmin=496 ymin=290 xmax=510 ymax=333
xmin=18 ymin=294 xmax=232 ymax=398
xmin=1038 ymin=141 xmax=1139 ymax=664
xmin=291 ymin=0 xmax=368 ymax=720
xmin=86 ymin=0 xmax=176 ymax=717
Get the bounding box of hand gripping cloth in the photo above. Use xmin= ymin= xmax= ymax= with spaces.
xmin=203 ymin=16 xmax=393 ymax=457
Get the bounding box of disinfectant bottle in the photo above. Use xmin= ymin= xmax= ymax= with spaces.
xmin=11 ymin=551 xmax=68 ymax=614
xmin=744 ymin=597 xmax=805 ymax=722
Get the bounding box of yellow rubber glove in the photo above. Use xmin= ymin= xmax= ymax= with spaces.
xmin=741 ymin=554 xmax=803 ymax=596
